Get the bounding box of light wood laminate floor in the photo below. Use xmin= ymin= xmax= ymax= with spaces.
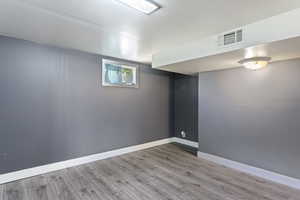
xmin=1 ymin=144 xmax=300 ymax=200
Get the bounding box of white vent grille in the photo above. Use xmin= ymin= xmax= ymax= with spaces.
xmin=218 ymin=29 xmax=243 ymax=46
xmin=236 ymin=29 xmax=243 ymax=42
xmin=224 ymin=32 xmax=236 ymax=45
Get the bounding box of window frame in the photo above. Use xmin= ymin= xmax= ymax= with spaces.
xmin=101 ymin=59 xmax=139 ymax=88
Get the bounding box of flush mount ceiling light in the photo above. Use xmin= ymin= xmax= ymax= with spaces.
xmin=116 ymin=0 xmax=161 ymax=15
xmin=238 ymin=57 xmax=271 ymax=70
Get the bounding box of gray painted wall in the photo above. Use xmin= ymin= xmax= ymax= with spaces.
xmin=0 ymin=36 xmax=174 ymax=174
xmin=199 ymin=58 xmax=300 ymax=179
xmin=174 ymin=74 xmax=198 ymax=142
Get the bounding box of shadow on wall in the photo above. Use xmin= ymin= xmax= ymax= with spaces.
xmin=173 ymin=74 xmax=198 ymax=142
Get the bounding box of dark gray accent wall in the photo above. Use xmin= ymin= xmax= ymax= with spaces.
xmin=0 ymin=36 xmax=174 ymax=174
xmin=199 ymin=59 xmax=300 ymax=179
xmin=174 ymin=74 xmax=198 ymax=142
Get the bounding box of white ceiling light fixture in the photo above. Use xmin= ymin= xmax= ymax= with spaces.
xmin=239 ymin=57 xmax=271 ymax=70
xmin=116 ymin=0 xmax=161 ymax=15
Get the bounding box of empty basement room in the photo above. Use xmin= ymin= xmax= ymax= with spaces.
xmin=2 ymin=1 xmax=300 ymax=200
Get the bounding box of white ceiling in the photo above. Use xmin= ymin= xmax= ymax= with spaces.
xmin=159 ymin=36 xmax=300 ymax=74
xmin=1 ymin=0 xmax=300 ymax=63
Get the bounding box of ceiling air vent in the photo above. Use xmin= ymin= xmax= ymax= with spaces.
xmin=218 ymin=29 xmax=243 ymax=46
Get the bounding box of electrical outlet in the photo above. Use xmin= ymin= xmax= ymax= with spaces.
xmin=181 ymin=131 xmax=186 ymax=138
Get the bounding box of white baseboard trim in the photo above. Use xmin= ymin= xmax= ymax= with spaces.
xmin=0 ymin=138 xmax=172 ymax=184
xmin=197 ymin=151 xmax=300 ymax=190
xmin=171 ymin=137 xmax=199 ymax=148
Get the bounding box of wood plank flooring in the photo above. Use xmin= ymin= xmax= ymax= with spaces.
xmin=1 ymin=144 xmax=300 ymax=200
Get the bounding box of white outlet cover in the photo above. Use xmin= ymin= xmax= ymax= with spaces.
xmin=181 ymin=131 xmax=186 ymax=138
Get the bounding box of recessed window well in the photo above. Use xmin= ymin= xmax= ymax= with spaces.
xmin=115 ymin=0 xmax=161 ymax=15
xmin=102 ymin=59 xmax=139 ymax=88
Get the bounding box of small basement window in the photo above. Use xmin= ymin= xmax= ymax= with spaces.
xmin=102 ymin=59 xmax=139 ymax=88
